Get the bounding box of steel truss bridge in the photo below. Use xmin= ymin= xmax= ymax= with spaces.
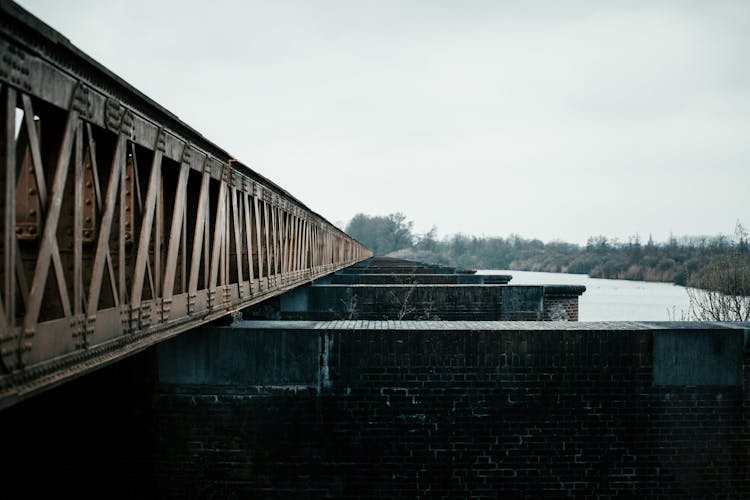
xmin=0 ymin=1 xmax=370 ymax=409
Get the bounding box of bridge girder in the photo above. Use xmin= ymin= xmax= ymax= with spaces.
xmin=0 ymin=1 xmax=371 ymax=409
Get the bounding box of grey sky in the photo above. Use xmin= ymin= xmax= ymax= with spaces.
xmin=17 ymin=0 xmax=750 ymax=244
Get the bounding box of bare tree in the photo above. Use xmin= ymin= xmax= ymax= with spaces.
xmin=686 ymin=287 xmax=750 ymax=321
xmin=387 ymin=284 xmax=441 ymax=320
xmin=686 ymin=222 xmax=750 ymax=321
xmin=392 ymin=285 xmax=417 ymax=320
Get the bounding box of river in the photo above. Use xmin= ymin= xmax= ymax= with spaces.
xmin=478 ymin=269 xmax=692 ymax=321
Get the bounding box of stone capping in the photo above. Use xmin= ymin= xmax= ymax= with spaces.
xmin=311 ymin=284 xmax=527 ymax=287
xmin=542 ymin=285 xmax=587 ymax=297
xmin=235 ymin=320 xmax=749 ymax=331
xmin=479 ymin=274 xmax=513 ymax=281
xmin=329 ymin=273 xmax=492 ymax=282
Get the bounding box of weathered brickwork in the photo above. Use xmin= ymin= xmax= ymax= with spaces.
xmin=2 ymin=325 xmax=747 ymax=498
xmin=150 ymin=326 xmax=749 ymax=498
xmin=542 ymin=296 xmax=579 ymax=321
xmin=247 ymin=284 xmax=585 ymax=322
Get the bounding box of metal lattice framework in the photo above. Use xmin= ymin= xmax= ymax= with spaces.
xmin=0 ymin=1 xmax=370 ymax=408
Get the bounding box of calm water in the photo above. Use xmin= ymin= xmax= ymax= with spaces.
xmin=479 ymin=269 xmax=692 ymax=321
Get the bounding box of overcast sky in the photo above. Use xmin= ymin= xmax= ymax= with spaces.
xmin=17 ymin=0 xmax=750 ymax=244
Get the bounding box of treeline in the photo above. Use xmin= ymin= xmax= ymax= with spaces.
xmin=346 ymin=213 xmax=750 ymax=292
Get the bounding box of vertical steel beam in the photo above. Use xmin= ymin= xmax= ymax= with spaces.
xmin=287 ymin=213 xmax=292 ymax=274
xmin=129 ymin=143 xmax=154 ymax=298
xmin=73 ymin=122 xmax=83 ymax=319
xmin=181 ymin=190 xmax=187 ymax=295
xmin=298 ymin=217 xmax=303 ymax=272
xmin=301 ymin=219 xmax=307 ymax=272
xmin=86 ymin=133 xmax=126 ymax=317
xmin=280 ymin=209 xmax=288 ymax=275
xmin=2 ymin=86 xmax=15 ymax=337
xmin=202 ymin=179 xmax=210 ymax=290
xmin=242 ymin=192 xmax=254 ymax=286
xmin=161 ymin=159 xmax=189 ymax=302
xmin=280 ymin=210 xmax=286 ymax=276
xmin=253 ymin=194 xmax=263 ymax=283
xmin=209 ymin=176 xmax=227 ymax=289
xmin=290 ymin=214 xmax=297 ymax=273
xmin=85 ymin=123 xmax=119 ymax=308
xmin=130 ymin=139 xmax=163 ymax=309
xmin=187 ymin=166 xmax=209 ymax=297
xmin=230 ymin=187 xmax=243 ymax=291
xmin=263 ymin=199 xmax=271 ymax=281
xmin=224 ymin=187 xmax=230 ymax=286
xmin=270 ymin=202 xmax=278 ymax=278
xmin=155 ymin=168 xmax=163 ymax=298
xmin=118 ymin=141 xmax=127 ymax=306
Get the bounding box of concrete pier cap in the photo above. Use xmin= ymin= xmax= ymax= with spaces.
xmin=243 ymin=257 xmax=585 ymax=322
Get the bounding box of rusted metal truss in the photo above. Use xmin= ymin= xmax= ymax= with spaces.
xmin=0 ymin=1 xmax=371 ymax=409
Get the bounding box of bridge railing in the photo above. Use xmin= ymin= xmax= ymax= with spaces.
xmin=0 ymin=1 xmax=370 ymax=406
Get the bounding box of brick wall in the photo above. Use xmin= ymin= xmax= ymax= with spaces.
xmin=1 ymin=324 xmax=746 ymax=498
xmin=346 ymin=285 xmax=501 ymax=320
xmin=249 ymin=285 xmax=584 ymax=321
xmin=541 ymin=286 xmax=584 ymax=321
xmin=151 ymin=325 xmax=749 ymax=498
xmin=542 ymin=296 xmax=579 ymax=320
